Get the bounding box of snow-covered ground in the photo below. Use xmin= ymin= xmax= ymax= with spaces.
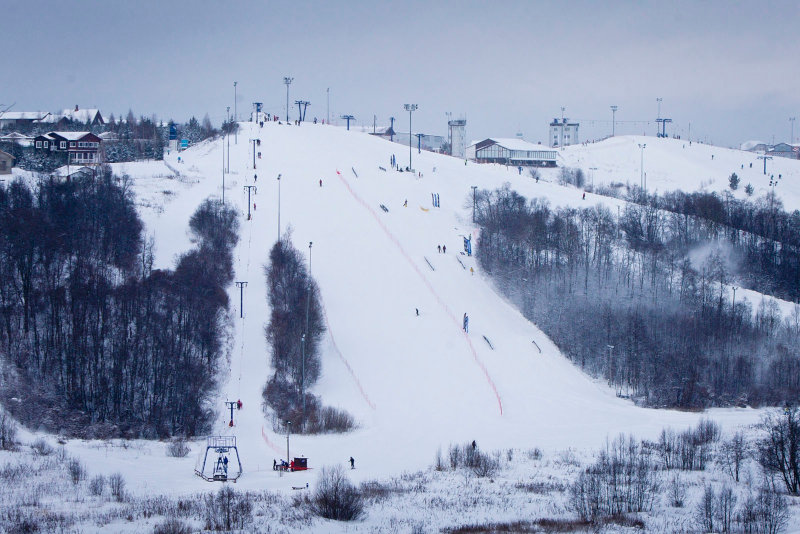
xmin=7 ymin=124 xmax=800 ymax=531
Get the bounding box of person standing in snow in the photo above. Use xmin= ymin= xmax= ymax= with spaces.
xmin=442 ymin=245 xmax=446 ymax=253
xmin=463 ymin=313 xmax=469 ymax=333
xmin=350 ymin=457 xmax=355 ymax=469
xmin=319 ymin=179 xmax=322 ymax=187
xmin=437 ymin=245 xmax=441 ymax=253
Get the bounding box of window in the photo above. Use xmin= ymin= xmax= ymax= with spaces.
xmin=0 ymin=161 xmax=6 ymax=171
xmin=60 ymin=141 xmax=67 ymax=149
xmin=44 ymin=141 xmax=49 ymax=148
xmin=70 ymin=141 xmax=76 ymax=147
xmin=36 ymin=141 xmax=42 ymax=148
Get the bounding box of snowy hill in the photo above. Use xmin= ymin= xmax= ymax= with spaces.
xmin=43 ymin=122 xmax=772 ymax=499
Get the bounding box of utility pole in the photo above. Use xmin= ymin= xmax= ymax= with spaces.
xmin=284 ymin=77 xmax=293 ymax=122
xmin=404 ymin=104 xmax=417 ymax=170
xmin=471 ymin=185 xmax=478 ymax=223
xmin=326 ymin=87 xmax=330 ymax=124
xmin=610 ymin=105 xmax=618 ymax=136
xmin=233 ymin=81 xmax=238 ymax=145
xmin=235 ymin=281 xmax=247 ymax=318
xmin=277 ymin=174 xmax=281 ymax=241
xmin=243 ymin=185 xmax=257 ymax=220
xmin=249 ymin=138 xmax=258 ymax=169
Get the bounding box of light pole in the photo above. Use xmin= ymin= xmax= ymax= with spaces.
xmin=638 ymin=143 xmax=646 ymax=192
xmin=656 ymin=97 xmax=662 ymax=119
xmin=791 ymin=117 xmax=796 ymax=144
xmin=234 ymin=81 xmax=238 ymax=145
xmin=286 ymin=420 xmax=291 ymax=466
xmin=277 ymin=173 xmax=281 ymax=241
xmin=284 ymin=77 xmax=293 ymax=122
xmin=303 ymin=240 xmax=312 ymax=426
xmin=610 ymin=105 xmax=618 ymax=136
xmin=326 ymin=87 xmax=330 ymax=124
xmin=301 ymin=333 xmax=306 ymax=425
xmin=471 ymin=185 xmax=478 ymax=223
xmin=226 ymin=106 xmax=230 ymax=172
xmin=404 ymin=104 xmax=417 ymax=170
xmin=589 ymin=167 xmax=597 ymax=189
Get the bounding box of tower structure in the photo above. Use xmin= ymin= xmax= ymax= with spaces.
xmin=448 ymin=118 xmax=467 ymax=158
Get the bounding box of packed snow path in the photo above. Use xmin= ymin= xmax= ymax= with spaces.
xmin=66 ymin=122 xmax=770 ymax=495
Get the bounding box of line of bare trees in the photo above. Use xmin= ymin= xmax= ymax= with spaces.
xmin=476 ymin=185 xmax=800 ymax=408
xmin=262 ymin=236 xmax=355 ymax=433
xmin=0 ymin=172 xmax=238 ymax=438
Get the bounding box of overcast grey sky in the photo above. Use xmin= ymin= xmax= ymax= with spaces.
xmin=3 ymin=0 xmax=798 ymax=147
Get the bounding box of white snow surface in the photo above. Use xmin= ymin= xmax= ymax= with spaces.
xmin=45 ymin=125 xmax=800 ymax=499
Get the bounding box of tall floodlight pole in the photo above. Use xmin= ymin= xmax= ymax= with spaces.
xmin=226 ymin=106 xmax=231 ymax=172
xmin=284 ymin=77 xmax=293 ymax=122
xmin=610 ymin=106 xmax=618 ymax=136
xmin=638 ymin=143 xmax=646 ymax=192
xmin=326 ymin=87 xmax=330 ymax=124
xmin=589 ymin=166 xmax=598 ymax=189
xmin=301 ymin=333 xmax=306 ymax=425
xmin=303 ymin=240 xmax=312 ymax=424
xmin=791 ymin=117 xmax=796 ymax=144
xmin=277 ymin=174 xmax=282 ymax=241
xmin=286 ymin=421 xmax=291 ymax=465
xmin=471 ymin=185 xmax=478 ymax=223
xmin=234 ymin=82 xmax=238 ymax=145
xmin=657 ymin=97 xmax=662 ymax=119
xmin=235 ymin=281 xmax=247 ymax=318
xmin=404 ymin=104 xmax=417 ymax=170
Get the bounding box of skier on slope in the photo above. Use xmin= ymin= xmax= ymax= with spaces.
xmin=463 ymin=313 xmax=469 ymax=333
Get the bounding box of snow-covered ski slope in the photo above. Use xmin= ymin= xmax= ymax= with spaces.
xmin=67 ymin=124 xmax=800 ymax=495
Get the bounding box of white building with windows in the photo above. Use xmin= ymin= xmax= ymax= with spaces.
xmin=549 ymin=118 xmax=579 ymax=147
xmin=466 ymin=138 xmax=557 ymax=167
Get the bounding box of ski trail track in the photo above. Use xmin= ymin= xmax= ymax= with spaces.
xmin=334 ymin=168 xmax=503 ymax=415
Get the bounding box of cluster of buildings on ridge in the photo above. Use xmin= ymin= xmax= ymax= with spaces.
xmin=741 ymin=141 xmax=800 ymax=160
xmin=0 ymin=106 xmax=110 ymax=176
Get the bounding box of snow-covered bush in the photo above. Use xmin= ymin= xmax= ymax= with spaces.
xmin=30 ymin=438 xmax=53 ymax=456
xmin=109 ymin=472 xmax=126 ymax=502
xmin=67 ymin=458 xmax=86 ymax=485
xmin=166 ymin=439 xmax=190 ymax=458
xmin=0 ymin=412 xmax=18 ymax=451
xmin=307 ymin=465 xmax=364 ymax=521
xmin=202 ymin=486 xmax=253 ymax=531
xmin=88 ymin=475 xmax=105 ymax=497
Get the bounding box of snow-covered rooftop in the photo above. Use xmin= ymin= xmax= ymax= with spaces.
xmin=474 ymin=137 xmax=554 ymax=151
xmin=48 ymin=131 xmax=93 ymax=141
xmin=0 ymin=111 xmax=50 ymax=120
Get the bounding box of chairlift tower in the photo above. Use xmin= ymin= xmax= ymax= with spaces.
xmin=656 ymin=118 xmax=673 ymax=138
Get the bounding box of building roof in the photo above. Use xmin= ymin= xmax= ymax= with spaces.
xmin=59 ymin=108 xmax=102 ymax=123
xmin=475 ymin=138 xmax=553 ymax=152
xmin=52 ymin=165 xmax=94 ymax=178
xmin=48 ymin=131 xmax=94 ymax=141
xmin=0 ymin=111 xmax=51 ymax=121
xmin=0 ymin=132 xmax=33 ymax=140
xmin=0 ymin=149 xmax=14 ymax=159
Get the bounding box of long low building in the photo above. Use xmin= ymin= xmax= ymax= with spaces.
xmin=467 ymin=138 xmax=557 ymax=167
